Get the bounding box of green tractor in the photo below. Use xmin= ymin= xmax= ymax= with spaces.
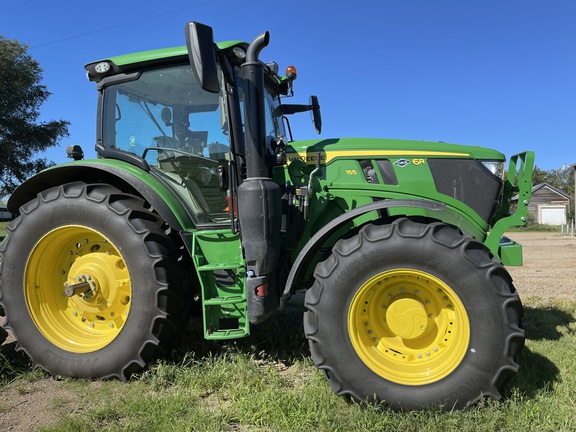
xmin=0 ymin=22 xmax=534 ymax=411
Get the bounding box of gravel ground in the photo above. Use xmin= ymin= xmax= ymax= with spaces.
xmin=505 ymin=231 xmax=576 ymax=300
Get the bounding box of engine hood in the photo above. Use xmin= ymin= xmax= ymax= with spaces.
xmin=284 ymin=137 xmax=505 ymax=165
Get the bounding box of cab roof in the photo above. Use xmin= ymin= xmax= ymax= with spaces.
xmin=85 ymin=41 xmax=248 ymax=82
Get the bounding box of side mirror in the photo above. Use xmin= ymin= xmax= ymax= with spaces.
xmin=185 ymin=22 xmax=220 ymax=93
xmin=310 ymin=95 xmax=322 ymax=135
xmin=161 ymin=107 xmax=173 ymax=126
xmin=279 ymin=96 xmax=322 ymax=135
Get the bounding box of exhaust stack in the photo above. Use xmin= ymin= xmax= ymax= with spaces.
xmin=237 ymin=31 xmax=282 ymax=322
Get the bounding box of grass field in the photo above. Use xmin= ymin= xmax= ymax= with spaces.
xmin=0 ymin=221 xmax=8 ymax=240
xmin=1 ymin=297 xmax=575 ymax=431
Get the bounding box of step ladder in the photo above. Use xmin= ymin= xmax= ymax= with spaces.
xmin=191 ymin=229 xmax=249 ymax=340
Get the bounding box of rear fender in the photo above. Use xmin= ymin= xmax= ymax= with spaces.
xmin=8 ymin=161 xmax=195 ymax=235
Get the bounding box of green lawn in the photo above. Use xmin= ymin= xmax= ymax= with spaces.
xmin=1 ymin=297 xmax=575 ymax=431
xmin=0 ymin=221 xmax=8 ymax=240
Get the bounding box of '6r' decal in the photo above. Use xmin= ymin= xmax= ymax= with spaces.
xmin=394 ymin=158 xmax=427 ymax=167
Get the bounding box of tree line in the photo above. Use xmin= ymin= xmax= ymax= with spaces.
xmin=532 ymin=166 xmax=574 ymax=198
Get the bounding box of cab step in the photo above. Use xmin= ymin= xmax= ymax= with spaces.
xmin=191 ymin=229 xmax=249 ymax=340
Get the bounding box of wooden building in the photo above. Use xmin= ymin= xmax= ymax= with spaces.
xmin=514 ymin=183 xmax=571 ymax=225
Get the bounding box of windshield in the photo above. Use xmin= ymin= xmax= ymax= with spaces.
xmin=100 ymin=63 xmax=286 ymax=225
xmin=102 ymin=64 xmax=230 ymax=162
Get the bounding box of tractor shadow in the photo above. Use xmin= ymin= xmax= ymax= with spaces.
xmin=0 ymin=293 xmax=309 ymax=384
xmin=176 ymin=291 xmax=309 ymax=368
xmin=0 ymin=340 xmax=33 ymax=383
xmin=0 ymin=316 xmax=32 ymax=383
xmin=502 ymin=303 xmax=575 ymax=400
xmin=521 ymin=303 xmax=575 ymax=341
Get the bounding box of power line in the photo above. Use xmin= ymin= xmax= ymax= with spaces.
xmin=0 ymin=0 xmax=36 ymax=13
xmin=30 ymin=0 xmax=218 ymax=49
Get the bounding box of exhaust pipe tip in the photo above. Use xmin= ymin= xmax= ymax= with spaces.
xmin=246 ymin=31 xmax=270 ymax=63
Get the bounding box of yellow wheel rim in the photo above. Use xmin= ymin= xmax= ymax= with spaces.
xmin=348 ymin=269 xmax=470 ymax=385
xmin=25 ymin=226 xmax=131 ymax=353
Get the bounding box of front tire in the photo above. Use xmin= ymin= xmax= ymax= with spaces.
xmin=304 ymin=218 xmax=524 ymax=410
xmin=0 ymin=183 xmax=190 ymax=379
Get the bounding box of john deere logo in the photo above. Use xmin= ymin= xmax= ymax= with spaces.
xmin=394 ymin=158 xmax=411 ymax=167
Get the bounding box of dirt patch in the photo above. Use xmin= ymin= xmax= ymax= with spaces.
xmin=0 ymin=379 xmax=77 ymax=431
xmin=0 ymin=232 xmax=574 ymax=430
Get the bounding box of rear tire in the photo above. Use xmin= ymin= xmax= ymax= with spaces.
xmin=0 ymin=182 xmax=191 ymax=379
xmin=304 ymin=218 xmax=524 ymax=410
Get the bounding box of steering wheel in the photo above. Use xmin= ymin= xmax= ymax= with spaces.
xmin=157 ymin=147 xmax=216 ymax=185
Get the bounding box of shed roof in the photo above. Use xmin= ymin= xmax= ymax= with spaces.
xmin=512 ymin=183 xmax=571 ymax=201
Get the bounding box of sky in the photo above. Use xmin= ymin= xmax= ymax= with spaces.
xmin=1 ymin=0 xmax=575 ymax=171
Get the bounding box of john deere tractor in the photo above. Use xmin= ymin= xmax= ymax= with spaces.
xmin=0 ymin=22 xmax=534 ymax=411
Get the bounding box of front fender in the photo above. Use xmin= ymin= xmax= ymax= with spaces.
xmin=281 ymin=199 xmax=448 ymax=306
xmin=8 ymin=159 xmax=196 ymax=233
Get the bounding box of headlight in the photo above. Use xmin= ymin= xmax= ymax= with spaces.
xmin=232 ymin=47 xmax=246 ymax=61
xmin=481 ymin=160 xmax=505 ymax=179
xmin=94 ymin=62 xmax=111 ymax=73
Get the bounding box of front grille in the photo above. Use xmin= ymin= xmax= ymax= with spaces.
xmin=428 ymin=159 xmax=502 ymax=222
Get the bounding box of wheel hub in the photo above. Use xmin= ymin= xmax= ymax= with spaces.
xmin=386 ymin=298 xmax=427 ymax=339
xmin=64 ymin=275 xmax=97 ymax=298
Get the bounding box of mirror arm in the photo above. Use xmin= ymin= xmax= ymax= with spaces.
xmin=280 ymin=104 xmax=313 ymax=115
xmin=216 ymin=49 xmax=235 ymax=87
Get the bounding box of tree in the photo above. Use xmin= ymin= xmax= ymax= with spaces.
xmin=531 ymin=166 xmax=548 ymax=186
xmin=532 ymin=165 xmax=573 ymax=196
xmin=0 ymin=36 xmax=69 ymax=197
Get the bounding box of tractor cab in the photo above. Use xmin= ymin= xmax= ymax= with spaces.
xmin=86 ymin=45 xmax=292 ymax=227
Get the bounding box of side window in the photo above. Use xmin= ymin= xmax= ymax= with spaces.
xmin=185 ymin=100 xmax=230 ymax=159
xmin=263 ymin=92 xmax=285 ymax=153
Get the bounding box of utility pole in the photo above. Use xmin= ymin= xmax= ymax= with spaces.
xmin=571 ymin=163 xmax=576 ymax=235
